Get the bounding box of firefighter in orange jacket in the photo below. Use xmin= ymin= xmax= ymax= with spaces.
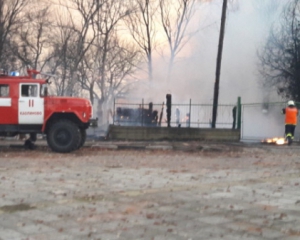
xmin=282 ymin=100 xmax=298 ymax=142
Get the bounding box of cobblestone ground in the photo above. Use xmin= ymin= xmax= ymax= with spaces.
xmin=0 ymin=142 xmax=300 ymax=240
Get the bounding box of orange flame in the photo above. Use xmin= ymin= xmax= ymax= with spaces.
xmin=262 ymin=137 xmax=287 ymax=145
xmin=276 ymin=138 xmax=286 ymax=145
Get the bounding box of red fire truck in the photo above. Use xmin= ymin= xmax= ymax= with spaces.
xmin=0 ymin=69 xmax=96 ymax=153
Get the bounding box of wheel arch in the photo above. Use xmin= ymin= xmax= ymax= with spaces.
xmin=43 ymin=113 xmax=88 ymax=134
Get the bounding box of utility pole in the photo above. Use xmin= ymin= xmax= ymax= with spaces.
xmin=211 ymin=0 xmax=228 ymax=128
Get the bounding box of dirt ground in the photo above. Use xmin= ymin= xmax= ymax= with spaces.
xmin=0 ymin=141 xmax=300 ymax=240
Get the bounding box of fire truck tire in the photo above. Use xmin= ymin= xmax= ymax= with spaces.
xmin=78 ymin=128 xmax=86 ymax=149
xmin=47 ymin=120 xmax=81 ymax=153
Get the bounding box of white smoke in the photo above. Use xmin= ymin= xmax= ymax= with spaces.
xmin=125 ymin=0 xmax=293 ymax=140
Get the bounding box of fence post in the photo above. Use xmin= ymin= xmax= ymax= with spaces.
xmin=189 ymin=99 xmax=191 ymax=128
xmin=237 ymin=96 xmax=241 ymax=130
xmin=142 ymin=99 xmax=144 ymax=126
xmin=113 ymin=98 xmax=115 ymax=125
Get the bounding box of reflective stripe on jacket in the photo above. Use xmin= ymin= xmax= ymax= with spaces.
xmin=285 ymin=107 xmax=298 ymax=125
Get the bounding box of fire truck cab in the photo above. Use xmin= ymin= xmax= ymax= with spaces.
xmin=0 ymin=69 xmax=95 ymax=153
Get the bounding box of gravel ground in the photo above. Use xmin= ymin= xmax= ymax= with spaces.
xmin=0 ymin=141 xmax=300 ymax=240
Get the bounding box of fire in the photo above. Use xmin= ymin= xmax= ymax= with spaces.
xmin=276 ymin=138 xmax=286 ymax=145
xmin=262 ymin=137 xmax=287 ymax=145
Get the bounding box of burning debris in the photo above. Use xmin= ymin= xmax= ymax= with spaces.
xmin=115 ymin=102 xmax=159 ymax=126
xmin=261 ymin=137 xmax=287 ymax=145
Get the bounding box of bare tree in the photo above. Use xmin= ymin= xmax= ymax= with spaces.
xmin=0 ymin=0 xmax=29 ymax=68
xmin=9 ymin=5 xmax=52 ymax=71
xmin=76 ymin=0 xmax=141 ymax=125
xmin=258 ymin=0 xmax=300 ymax=101
xmin=53 ymin=0 xmax=104 ymax=96
xmin=95 ymin=0 xmax=131 ymax=100
xmin=95 ymin=39 xmax=141 ymax=105
xmin=46 ymin=12 xmax=79 ymax=96
xmin=78 ymin=38 xmax=140 ymax=121
xmin=125 ymin=0 xmax=157 ymax=81
xmin=159 ymin=0 xmax=197 ymax=81
xmin=76 ymin=52 xmax=99 ymax=104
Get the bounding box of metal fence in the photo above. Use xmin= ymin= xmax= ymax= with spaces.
xmin=107 ymin=99 xmax=300 ymax=141
xmin=113 ymin=99 xmax=237 ymax=129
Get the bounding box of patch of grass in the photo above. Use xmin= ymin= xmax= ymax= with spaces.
xmin=0 ymin=203 xmax=35 ymax=213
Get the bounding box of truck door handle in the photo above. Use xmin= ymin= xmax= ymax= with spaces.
xmin=19 ymin=100 xmax=25 ymax=103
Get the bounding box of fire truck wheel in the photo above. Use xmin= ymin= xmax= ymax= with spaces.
xmin=47 ymin=120 xmax=81 ymax=153
xmin=78 ymin=129 xmax=86 ymax=149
